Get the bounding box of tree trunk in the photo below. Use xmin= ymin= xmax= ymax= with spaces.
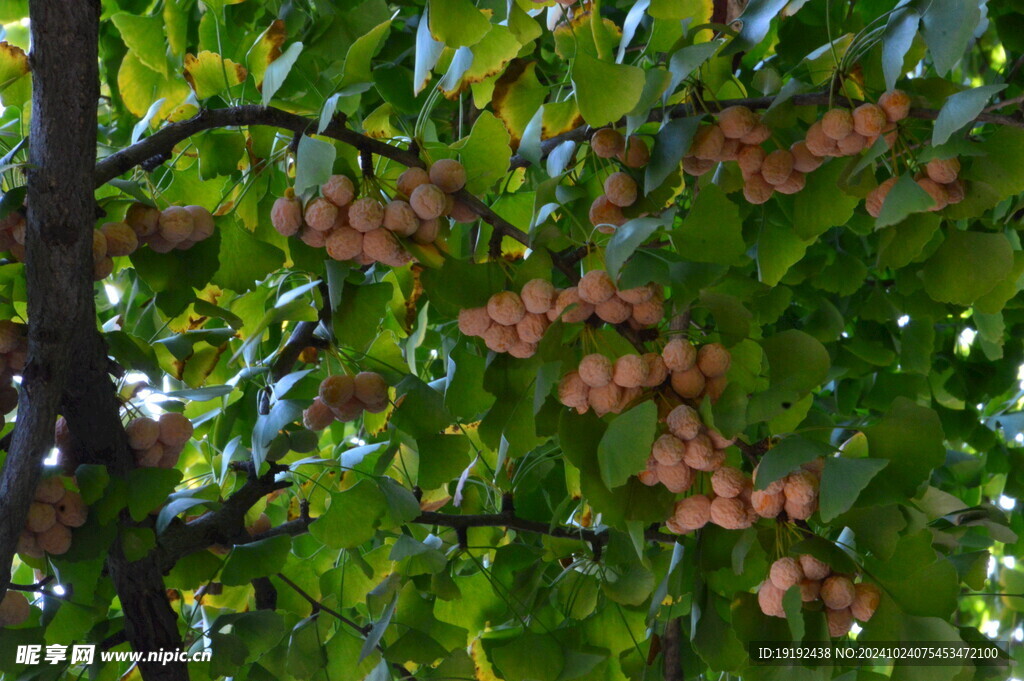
xmin=0 ymin=6 xmax=189 ymax=679
xmin=0 ymin=0 xmax=101 ymax=600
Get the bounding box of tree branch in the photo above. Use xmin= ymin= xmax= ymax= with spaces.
xmin=156 ymin=462 xmax=292 ymax=571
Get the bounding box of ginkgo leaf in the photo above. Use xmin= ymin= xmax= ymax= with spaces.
xmin=183 ymin=50 xmax=248 ymax=99
xmin=246 ymin=19 xmax=286 ymax=89
xmin=0 ymin=41 xmax=29 ymax=91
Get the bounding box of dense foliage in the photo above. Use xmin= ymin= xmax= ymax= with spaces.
xmin=1 ymin=0 xmax=1024 ymax=679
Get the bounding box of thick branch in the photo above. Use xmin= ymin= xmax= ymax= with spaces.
xmin=157 ymin=462 xmax=291 ymax=571
xmin=234 ymin=505 xmax=676 ymax=551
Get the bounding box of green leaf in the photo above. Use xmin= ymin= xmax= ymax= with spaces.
xmin=194 ymin=131 xmax=245 ymax=179
xmin=876 ymin=213 xmax=940 ymax=269
xmin=75 ymin=465 xmax=110 ymax=505
xmin=122 ymin=527 xmax=157 ymax=562
xmin=261 ymin=41 xmax=303 ymax=105
xmin=571 ymin=53 xmax=646 ymax=128
xmin=127 ymin=468 xmax=182 ymax=522
xmin=310 ymin=481 xmax=388 ymax=549
xmin=757 ymin=221 xmax=810 ymax=286
xmin=429 ymin=0 xmax=492 ymax=48
xmin=969 ymin=127 xmax=1024 ymax=202
xmin=754 ymin=437 xmax=832 ymax=490
xmin=666 ymin=43 xmax=721 ymax=98
xmin=700 ymin=290 xmax=752 ymax=346
xmin=457 ymin=111 xmax=512 ymax=195
xmin=605 ymin=217 xmax=666 ymax=280
xmin=793 ymin=160 xmax=859 ymax=239
xmin=861 ymin=398 xmax=945 ymax=502
xmin=597 ymin=400 xmax=657 ymax=489
xmin=818 ymin=457 xmax=889 ymax=521
xmin=602 ymin=565 xmax=655 ymax=606
xmin=490 ymin=633 xmax=564 ymax=681
xmin=722 ymin=0 xmax=789 ymax=55
xmin=416 ymin=434 xmax=471 ymax=489
xmin=332 ymin=282 xmax=393 ymax=351
xmin=932 ymin=84 xmax=1006 ymax=146
xmin=111 ymin=13 xmax=168 ymax=76
xmin=921 ymin=229 xmax=1013 ymax=305
xmin=645 ymin=117 xmax=700 ymax=193
xmin=920 ymin=0 xmax=982 ymax=75
xmin=213 ymin=223 xmax=286 ymax=293
xmin=341 ymin=20 xmax=392 ymax=89
xmin=294 ymin=135 xmax=337 ymax=196
xmin=882 ymin=7 xmax=920 ymax=91
xmin=672 ymin=184 xmax=745 ymax=264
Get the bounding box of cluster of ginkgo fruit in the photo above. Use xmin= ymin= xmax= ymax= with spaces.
xmin=302 ymin=371 xmax=390 ymax=430
xmin=271 ymin=159 xmax=474 ymax=267
xmin=557 ymin=336 xmax=731 ymax=419
xmin=0 ymin=320 xmax=27 ymax=417
xmin=114 ymin=203 xmax=216 ymax=274
xmin=0 ymin=203 xmax=215 ymax=280
xmin=125 ymin=412 xmax=195 ymax=469
xmin=758 ymin=555 xmax=880 ymax=636
xmin=17 ymin=476 xmax=87 ymax=559
xmin=588 ymin=129 xmax=650 ymax=233
xmin=586 ymin=90 xmax=964 ymax=218
xmin=751 ymin=458 xmax=823 ymax=521
xmin=460 ymin=271 xmax=665 ymax=357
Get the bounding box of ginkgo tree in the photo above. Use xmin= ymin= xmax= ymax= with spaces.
xmin=0 ymin=0 xmax=1022 ymax=679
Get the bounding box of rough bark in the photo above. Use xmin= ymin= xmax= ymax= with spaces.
xmin=0 ymin=0 xmax=101 ymax=600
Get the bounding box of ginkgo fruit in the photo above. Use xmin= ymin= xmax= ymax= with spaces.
xmin=578 ymin=354 xmax=613 ymax=388
xmin=718 ymin=105 xmax=757 ymax=139
xmin=878 ymin=89 xmax=911 ymax=122
xmin=322 ymin=174 xmax=356 ymax=206
xmin=159 ymin=206 xmax=194 ymax=243
xmin=487 ymin=291 xmax=526 ymax=326
xmin=852 ymin=103 xmax=887 ymax=137
xmin=0 ymin=591 xmax=30 ymax=627
xmin=577 ymin=270 xmax=616 ymax=304
xmin=409 ymin=184 xmax=447 ymax=220
xmin=382 ymin=200 xmax=419 ymax=237
xmin=325 ymin=226 xmax=363 ymax=261
xmin=618 ymin=135 xmax=650 ymax=168
xmin=590 ymin=128 xmax=625 ymax=158
xmin=603 ymin=172 xmax=638 ymax=207
xmin=397 ymin=167 xmax=430 ymax=197
xmin=429 ymin=159 xmax=467 ymax=193
xmin=348 ymin=197 xmax=385 ymax=232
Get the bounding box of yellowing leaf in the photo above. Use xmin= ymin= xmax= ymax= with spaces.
xmin=363 ymin=103 xmax=398 ymax=138
xmin=118 ymin=51 xmax=190 ymax=120
xmin=649 ymin=0 xmax=713 ymax=22
xmin=246 ymin=20 xmax=286 ymax=89
xmin=554 ymin=13 xmax=622 ymax=60
xmin=111 ymin=13 xmax=168 ymax=76
xmin=0 ymin=41 xmax=29 ymax=90
xmin=183 ymin=50 xmax=248 ymax=99
xmin=542 ymin=100 xmax=583 ymax=138
xmin=442 ymin=24 xmax=521 ymax=97
xmin=492 ymin=60 xmax=547 ymax=146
